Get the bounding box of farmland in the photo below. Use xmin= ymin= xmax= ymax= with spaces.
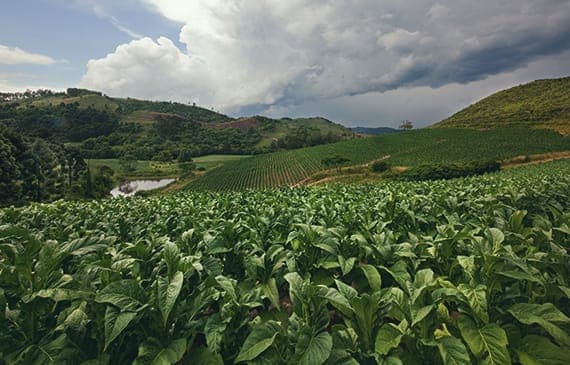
xmin=1 ymin=160 xmax=569 ymax=364
xmin=188 ymin=127 xmax=570 ymax=191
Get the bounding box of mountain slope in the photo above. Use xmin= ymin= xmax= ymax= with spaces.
xmin=433 ymin=77 xmax=570 ymax=134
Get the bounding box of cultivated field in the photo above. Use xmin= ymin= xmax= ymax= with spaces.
xmin=1 ymin=160 xmax=568 ymax=364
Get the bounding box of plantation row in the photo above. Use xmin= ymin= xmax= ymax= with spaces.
xmin=188 ymin=128 xmax=570 ymax=191
xmin=0 ymin=161 xmax=569 ymax=364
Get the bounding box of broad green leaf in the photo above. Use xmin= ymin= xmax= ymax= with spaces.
xmin=458 ymin=316 xmax=511 ymax=365
xmin=335 ymin=280 xmax=358 ymax=301
xmin=96 ymin=280 xmax=145 ymax=311
xmin=457 ymin=256 xmax=475 ymax=279
xmin=235 ymin=320 xmax=281 ymax=363
xmin=104 ymin=306 xmax=137 ymax=350
xmin=133 ymin=338 xmax=187 ymax=365
xmin=184 ymin=347 xmax=223 ymax=365
xmin=317 ymin=286 xmax=353 ymax=316
xmin=324 ymin=349 xmax=359 ymax=365
xmin=376 ymin=356 xmax=404 ymax=365
xmin=411 ymin=305 xmax=434 ymax=328
xmin=508 ymin=303 xmax=570 ymax=346
xmin=436 ymin=336 xmax=471 ymax=365
xmin=262 ymin=277 xmax=280 ymax=308
xmin=215 ymin=275 xmax=237 ymax=301
xmin=157 ymin=271 xmax=184 ymax=327
xmin=457 ymin=284 xmax=489 ymax=323
xmin=375 ymin=323 xmax=404 ymax=355
xmin=361 ymin=264 xmax=382 ymax=292
xmin=516 ymin=335 xmax=570 ymax=365
xmin=294 ymin=330 xmax=333 ymax=365
xmin=284 ymin=272 xmax=304 ymax=308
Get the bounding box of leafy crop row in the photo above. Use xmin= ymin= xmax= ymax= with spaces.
xmin=188 ymin=128 xmax=569 ymax=191
xmin=1 ymin=161 xmax=569 ymax=364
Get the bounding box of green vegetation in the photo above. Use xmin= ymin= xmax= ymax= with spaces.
xmin=188 ymin=128 xmax=570 ymax=191
xmin=435 ymin=77 xmax=570 ymax=134
xmin=0 ymin=124 xmax=89 ymax=206
xmin=399 ymin=160 xmax=501 ymax=181
xmin=1 ymin=161 xmax=568 ymax=364
xmin=0 ymin=89 xmax=354 ymax=161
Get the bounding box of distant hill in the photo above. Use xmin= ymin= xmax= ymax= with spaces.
xmin=351 ymin=126 xmax=399 ymax=135
xmin=0 ymin=88 xmax=355 ymax=159
xmin=188 ymin=128 xmax=570 ymax=191
xmin=433 ymin=77 xmax=570 ymax=134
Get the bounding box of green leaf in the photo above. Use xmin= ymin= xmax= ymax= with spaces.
xmin=361 ymin=264 xmax=382 ymax=292
xmin=375 ymin=323 xmax=404 ymax=355
xmin=235 ymin=320 xmax=281 ymax=363
xmin=184 ymin=347 xmax=223 ymax=365
xmin=81 ymin=355 xmax=111 ymax=365
xmin=216 ymin=275 xmax=237 ymax=301
xmin=96 ymin=279 xmax=145 ymax=311
xmin=411 ymin=305 xmax=434 ymax=328
xmin=457 ymin=256 xmax=475 ymax=279
xmin=157 ymin=271 xmax=184 ymax=327
xmin=508 ymin=303 xmax=570 ymax=346
xmin=294 ymin=330 xmax=333 ymax=365
xmin=324 ymin=349 xmax=359 ymax=365
xmin=133 ymin=338 xmax=187 ymax=365
xmin=457 ymin=284 xmax=489 ymax=323
xmin=516 ymin=335 xmax=570 ymax=365
xmin=262 ymin=278 xmax=280 ymax=309
xmin=104 ymin=306 xmax=137 ymax=350
xmin=458 ymin=316 xmax=511 ymax=365
xmin=284 ymin=272 xmax=304 ymax=308
xmin=317 ymin=286 xmax=353 ymax=316
xmin=436 ymin=336 xmax=471 ymax=365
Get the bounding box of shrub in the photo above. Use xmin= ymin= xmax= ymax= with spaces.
xmin=400 ymin=160 xmax=500 ymax=181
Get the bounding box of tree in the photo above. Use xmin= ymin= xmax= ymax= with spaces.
xmin=399 ymin=120 xmax=414 ymax=130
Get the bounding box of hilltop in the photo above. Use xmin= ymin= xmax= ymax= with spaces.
xmin=0 ymin=88 xmax=355 ymax=159
xmin=434 ymin=77 xmax=570 ymax=134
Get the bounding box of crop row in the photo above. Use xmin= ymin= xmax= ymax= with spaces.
xmin=0 ymin=161 xmax=569 ymax=364
xmin=188 ymin=128 xmax=570 ymax=191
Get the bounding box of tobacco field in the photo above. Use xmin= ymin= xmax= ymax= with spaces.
xmin=0 ymin=161 xmax=569 ymax=364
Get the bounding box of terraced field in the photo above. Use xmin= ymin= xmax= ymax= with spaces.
xmin=188 ymin=128 xmax=570 ymax=191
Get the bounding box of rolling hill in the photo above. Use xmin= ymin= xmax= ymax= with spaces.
xmin=0 ymin=88 xmax=355 ymax=159
xmin=434 ymin=77 xmax=570 ymax=134
xmin=187 ymin=128 xmax=570 ymax=191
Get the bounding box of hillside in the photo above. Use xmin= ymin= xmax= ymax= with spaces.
xmin=0 ymin=88 xmax=355 ymax=159
xmin=187 ymin=128 xmax=570 ymax=191
xmin=434 ymin=77 xmax=570 ymax=134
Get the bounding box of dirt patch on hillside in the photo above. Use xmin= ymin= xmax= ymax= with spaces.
xmin=502 ymin=151 xmax=570 ymax=169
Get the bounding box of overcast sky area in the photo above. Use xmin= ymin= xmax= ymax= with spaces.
xmin=1 ymin=0 xmax=569 ymax=128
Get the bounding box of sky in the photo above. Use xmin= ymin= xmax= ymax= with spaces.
xmin=1 ymin=0 xmax=569 ymax=128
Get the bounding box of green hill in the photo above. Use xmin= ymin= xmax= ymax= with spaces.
xmin=434 ymin=77 xmax=570 ymax=134
xmin=0 ymin=88 xmax=355 ymax=159
xmin=187 ymin=128 xmax=570 ymax=191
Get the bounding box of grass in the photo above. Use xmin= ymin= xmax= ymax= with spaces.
xmin=187 ymin=128 xmax=570 ymax=191
xmin=435 ymin=76 xmax=570 ymax=134
xmin=88 ymin=155 xmax=251 ymax=181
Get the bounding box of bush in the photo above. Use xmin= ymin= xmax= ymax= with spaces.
xmin=400 ymin=160 xmax=500 ymax=181
xmin=371 ymin=160 xmax=389 ymax=173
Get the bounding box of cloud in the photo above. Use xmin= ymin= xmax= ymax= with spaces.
xmin=0 ymin=44 xmax=57 ymax=65
xmin=80 ymin=0 xmax=570 ymax=113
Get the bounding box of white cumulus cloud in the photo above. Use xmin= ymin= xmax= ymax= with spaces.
xmin=0 ymin=44 xmax=57 ymax=65
xmin=80 ymin=0 xmax=570 ymax=114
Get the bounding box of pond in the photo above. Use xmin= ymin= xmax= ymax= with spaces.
xmin=110 ymin=179 xmax=176 ymax=197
